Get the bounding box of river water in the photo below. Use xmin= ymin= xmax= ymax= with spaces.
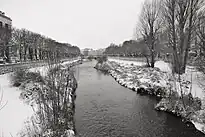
xmin=73 ymin=60 xmax=204 ymax=137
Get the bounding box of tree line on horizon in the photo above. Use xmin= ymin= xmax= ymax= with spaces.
xmin=0 ymin=26 xmax=81 ymax=62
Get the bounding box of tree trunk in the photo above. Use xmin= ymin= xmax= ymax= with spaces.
xmin=24 ymin=46 xmax=27 ymax=61
xmin=35 ymin=48 xmax=38 ymax=60
xmin=5 ymin=46 xmax=10 ymax=62
xmin=151 ymin=53 xmax=155 ymax=68
xmin=183 ymin=0 xmax=194 ymax=74
xmin=145 ymin=55 xmax=150 ymax=67
xmin=19 ymin=47 xmax=22 ymax=61
xmin=29 ymin=47 xmax=33 ymax=61
xmin=39 ymin=49 xmax=42 ymax=60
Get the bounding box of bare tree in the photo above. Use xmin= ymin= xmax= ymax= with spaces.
xmin=195 ymin=10 xmax=205 ymax=73
xmin=22 ymin=29 xmax=30 ymax=61
xmin=163 ymin=0 xmax=204 ymax=74
xmin=138 ymin=0 xmax=162 ymax=68
xmin=11 ymin=27 xmax=81 ymax=63
xmin=11 ymin=28 xmax=23 ymax=61
xmin=11 ymin=28 xmax=29 ymax=62
xmin=27 ymin=32 xmax=40 ymax=61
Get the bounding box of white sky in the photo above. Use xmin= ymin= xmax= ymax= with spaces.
xmin=0 ymin=0 xmax=144 ymax=49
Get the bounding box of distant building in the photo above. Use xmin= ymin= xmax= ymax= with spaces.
xmin=0 ymin=11 xmax=12 ymax=29
xmin=82 ymin=48 xmax=90 ymax=56
xmin=81 ymin=48 xmax=105 ymax=57
xmin=91 ymin=48 xmax=105 ymax=56
xmin=0 ymin=11 xmax=12 ymax=60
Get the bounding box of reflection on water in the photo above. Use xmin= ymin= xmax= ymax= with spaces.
xmin=96 ymin=70 xmax=109 ymax=80
xmin=74 ymin=61 xmax=204 ymax=137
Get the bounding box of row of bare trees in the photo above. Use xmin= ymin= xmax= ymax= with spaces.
xmin=104 ymin=40 xmax=147 ymax=57
xmin=138 ymin=0 xmax=205 ymax=74
xmin=0 ymin=27 xmax=81 ymax=63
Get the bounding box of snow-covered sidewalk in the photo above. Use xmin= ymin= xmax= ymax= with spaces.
xmin=0 ymin=73 xmax=33 ymax=137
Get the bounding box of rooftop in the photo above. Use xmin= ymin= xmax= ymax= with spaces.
xmin=0 ymin=11 xmax=12 ymax=21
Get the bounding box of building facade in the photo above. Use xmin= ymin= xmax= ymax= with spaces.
xmin=0 ymin=11 xmax=12 ymax=28
xmin=88 ymin=48 xmax=105 ymax=56
xmin=0 ymin=11 xmax=12 ymax=60
xmin=81 ymin=48 xmax=105 ymax=56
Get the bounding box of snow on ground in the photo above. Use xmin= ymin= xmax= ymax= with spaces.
xmin=30 ymin=59 xmax=80 ymax=76
xmin=108 ymin=58 xmax=171 ymax=72
xmin=61 ymin=59 xmax=80 ymax=66
xmin=0 ymin=73 xmax=33 ymax=137
xmin=108 ymin=58 xmax=145 ymax=66
xmin=0 ymin=59 xmax=80 ymax=137
xmin=192 ymin=121 xmax=205 ymax=134
xmin=183 ymin=67 xmax=205 ymax=100
xmin=108 ymin=57 xmax=205 ymax=134
xmin=108 ymin=58 xmax=205 ymax=99
xmin=155 ymin=61 xmax=172 ymax=72
xmin=108 ymin=60 xmax=171 ymax=98
xmin=30 ymin=65 xmax=49 ymax=77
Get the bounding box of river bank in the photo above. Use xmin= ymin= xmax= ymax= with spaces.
xmin=19 ymin=60 xmax=82 ymax=136
xmin=74 ymin=60 xmax=204 ymax=137
xmin=94 ymin=59 xmax=205 ymax=134
xmin=0 ymin=59 xmax=81 ymax=137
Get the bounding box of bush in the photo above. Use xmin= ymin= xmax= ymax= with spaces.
xmin=37 ymin=65 xmax=77 ymax=136
xmin=87 ymin=56 xmax=94 ymax=61
xmin=11 ymin=68 xmax=44 ymax=87
xmin=97 ymin=55 xmax=108 ymax=64
xmin=11 ymin=68 xmax=28 ymax=87
xmin=18 ymin=65 xmax=77 ymax=136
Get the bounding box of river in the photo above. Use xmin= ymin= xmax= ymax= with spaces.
xmin=73 ymin=60 xmax=204 ymax=137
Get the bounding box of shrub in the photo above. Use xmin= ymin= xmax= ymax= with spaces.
xmin=11 ymin=68 xmax=28 ymax=87
xmin=87 ymin=56 xmax=94 ymax=61
xmin=19 ymin=65 xmax=77 ymax=136
xmin=11 ymin=68 xmax=44 ymax=87
xmin=97 ymin=55 xmax=108 ymax=64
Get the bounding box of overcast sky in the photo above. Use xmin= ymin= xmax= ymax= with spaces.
xmin=1 ymin=0 xmax=144 ymax=49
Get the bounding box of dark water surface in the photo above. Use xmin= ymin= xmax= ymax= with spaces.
xmin=73 ymin=61 xmax=204 ymax=137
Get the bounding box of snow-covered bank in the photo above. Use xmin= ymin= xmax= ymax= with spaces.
xmin=94 ymin=61 xmax=113 ymax=72
xmin=95 ymin=60 xmax=170 ymax=97
xmin=103 ymin=58 xmax=205 ymax=134
xmin=108 ymin=58 xmax=171 ymax=72
xmin=108 ymin=58 xmax=146 ymax=66
xmin=108 ymin=58 xmax=205 ymax=99
xmin=19 ymin=59 xmax=81 ymax=136
xmin=0 ymin=73 xmax=33 ymax=137
xmin=192 ymin=121 xmax=205 ymax=134
xmin=0 ymin=59 xmax=81 ymax=137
